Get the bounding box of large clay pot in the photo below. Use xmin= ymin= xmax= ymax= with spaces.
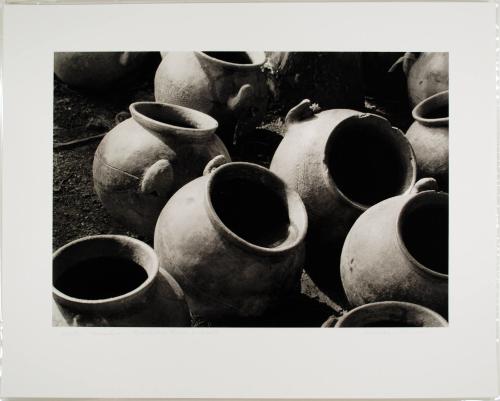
xmin=154 ymin=158 xmax=308 ymax=320
xmin=395 ymin=52 xmax=448 ymax=107
xmin=53 ymin=235 xmax=191 ymax=327
xmin=323 ymin=301 xmax=447 ymax=328
xmin=270 ymin=99 xmax=417 ymax=298
xmin=154 ymin=51 xmax=269 ymax=148
xmin=54 ymin=52 xmax=149 ymax=90
xmin=340 ymin=180 xmax=448 ymax=317
xmin=93 ymin=101 xmax=230 ymax=238
xmin=406 ymin=91 xmax=449 ymax=191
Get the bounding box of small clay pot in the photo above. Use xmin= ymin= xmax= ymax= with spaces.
xmin=54 ymin=52 xmax=149 ymax=90
xmin=325 ymin=302 xmax=448 ymax=328
xmin=340 ymin=179 xmax=448 ymax=317
xmin=93 ymin=101 xmax=230 ymax=238
xmin=406 ymin=91 xmax=449 ymax=191
xmin=154 ymin=51 xmax=269 ymax=147
xmin=154 ymin=158 xmax=308 ymax=320
xmin=270 ymin=99 xmax=417 ymax=296
xmin=53 ymin=235 xmax=191 ymax=327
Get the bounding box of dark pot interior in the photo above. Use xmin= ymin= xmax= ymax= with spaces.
xmin=400 ymin=192 xmax=449 ymax=275
xmin=327 ymin=116 xmax=414 ymax=207
xmin=413 ymin=90 xmax=449 ymax=124
xmin=203 ymin=51 xmax=254 ymax=65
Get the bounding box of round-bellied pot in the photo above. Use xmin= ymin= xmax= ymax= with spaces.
xmin=406 ymin=91 xmax=449 ymax=192
xmin=340 ymin=180 xmax=448 ymax=317
xmin=154 ymin=158 xmax=308 ymax=321
xmin=154 ymin=51 xmax=269 ymax=148
xmin=394 ymin=52 xmax=448 ymax=107
xmin=323 ymin=301 xmax=448 ymax=328
xmin=53 ymin=235 xmax=191 ymax=327
xmin=54 ymin=52 xmax=149 ymax=90
xmin=93 ymin=101 xmax=230 ymax=239
xmin=269 ymin=99 xmax=417 ymax=297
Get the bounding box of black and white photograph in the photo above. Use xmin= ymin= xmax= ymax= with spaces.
xmin=52 ymin=51 xmax=449 ymax=328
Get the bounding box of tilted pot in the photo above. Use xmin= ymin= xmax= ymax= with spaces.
xmin=154 ymin=51 xmax=269 ymax=148
xmin=53 ymin=235 xmax=191 ymax=327
xmin=93 ymin=101 xmax=230 ymax=238
xmin=54 ymin=52 xmax=149 ymax=90
xmin=393 ymin=52 xmax=448 ymax=107
xmin=406 ymin=91 xmax=449 ymax=191
xmin=270 ymin=99 xmax=417 ymax=295
xmin=323 ymin=301 xmax=447 ymax=328
xmin=154 ymin=158 xmax=308 ymax=320
xmin=340 ymin=180 xmax=448 ymax=317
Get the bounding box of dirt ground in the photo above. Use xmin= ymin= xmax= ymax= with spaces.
xmin=53 ymin=52 xmax=412 ymax=327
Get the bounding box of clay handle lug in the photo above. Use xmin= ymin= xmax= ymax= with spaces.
xmin=227 ymin=84 xmax=254 ymax=112
xmin=203 ymin=155 xmax=228 ymax=176
xmin=388 ymin=52 xmax=416 ymax=75
xmin=284 ymin=99 xmax=320 ymax=127
xmin=119 ymin=52 xmax=131 ymax=66
xmin=140 ymin=159 xmax=174 ymax=197
xmin=411 ymin=177 xmax=439 ymax=194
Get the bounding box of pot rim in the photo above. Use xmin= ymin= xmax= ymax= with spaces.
xmin=396 ymin=191 xmax=449 ymax=280
xmin=195 ymin=51 xmax=266 ymax=69
xmin=333 ymin=301 xmax=448 ymax=328
xmin=52 ymin=234 xmax=158 ymax=307
xmin=412 ymin=90 xmax=449 ymax=126
xmin=323 ymin=113 xmax=417 ymax=211
xmin=204 ymin=162 xmax=308 ymax=255
xmin=130 ymin=101 xmax=219 ymax=138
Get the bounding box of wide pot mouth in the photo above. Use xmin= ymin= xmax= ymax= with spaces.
xmin=195 ymin=51 xmax=266 ymax=69
xmin=412 ymin=90 xmax=449 ymax=127
xmin=324 ymin=113 xmax=417 ymax=210
xmin=334 ymin=301 xmax=448 ymax=327
xmin=130 ymin=101 xmax=218 ymax=136
xmin=205 ymin=162 xmax=308 ymax=254
xmin=53 ymin=235 xmax=158 ymax=309
xmin=397 ymin=191 xmax=449 ymax=279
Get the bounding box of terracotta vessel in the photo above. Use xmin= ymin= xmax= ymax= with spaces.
xmin=340 ymin=179 xmax=448 ymax=317
xmin=53 ymin=235 xmax=191 ymax=327
xmin=54 ymin=52 xmax=148 ymax=90
xmin=270 ymin=99 xmax=417 ymax=296
xmin=154 ymin=158 xmax=308 ymax=320
xmin=93 ymin=101 xmax=230 ymax=238
xmin=154 ymin=51 xmax=269 ymax=147
xmin=323 ymin=301 xmax=448 ymax=328
xmin=406 ymin=91 xmax=449 ymax=191
xmin=394 ymin=52 xmax=448 ymax=107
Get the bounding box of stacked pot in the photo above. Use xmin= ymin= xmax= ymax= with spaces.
xmin=53 ymin=51 xmax=449 ymax=327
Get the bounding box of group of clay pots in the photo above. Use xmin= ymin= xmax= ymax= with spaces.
xmin=53 ymin=51 xmax=449 ymax=328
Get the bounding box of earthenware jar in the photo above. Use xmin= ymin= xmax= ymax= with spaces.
xmin=53 ymin=235 xmax=191 ymax=327
xmin=154 ymin=158 xmax=308 ymax=320
xmin=270 ymin=99 xmax=417 ymax=295
xmin=93 ymin=101 xmax=230 ymax=238
xmin=154 ymin=51 xmax=269 ymax=148
xmin=395 ymin=52 xmax=448 ymax=107
xmin=340 ymin=179 xmax=448 ymax=317
xmin=54 ymin=52 xmax=148 ymax=90
xmin=406 ymin=91 xmax=449 ymax=191
xmin=323 ymin=301 xmax=448 ymax=328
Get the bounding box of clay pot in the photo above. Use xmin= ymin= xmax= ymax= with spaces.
xmin=406 ymin=91 xmax=449 ymax=191
xmin=323 ymin=301 xmax=447 ymax=328
xmin=154 ymin=51 xmax=269 ymax=147
xmin=154 ymin=158 xmax=308 ymax=320
xmin=340 ymin=180 xmax=448 ymax=317
xmin=53 ymin=235 xmax=191 ymax=327
xmin=93 ymin=101 xmax=230 ymax=238
xmin=270 ymin=99 xmax=417 ymax=296
xmin=54 ymin=52 xmax=149 ymax=90
xmin=395 ymin=52 xmax=448 ymax=107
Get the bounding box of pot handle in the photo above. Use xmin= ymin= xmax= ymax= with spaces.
xmin=411 ymin=177 xmax=438 ymax=194
xmin=203 ymin=155 xmax=228 ymax=176
xmin=284 ymin=99 xmax=319 ymax=127
xmin=140 ymin=159 xmax=174 ymax=197
xmin=119 ymin=52 xmax=132 ymax=66
xmin=388 ymin=52 xmax=417 ymax=75
xmin=227 ymin=84 xmax=254 ymax=112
